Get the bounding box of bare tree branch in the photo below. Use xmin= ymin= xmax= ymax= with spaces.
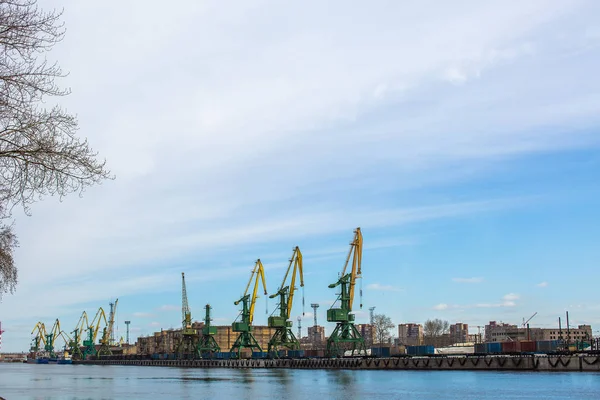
xmin=0 ymin=0 xmax=112 ymax=298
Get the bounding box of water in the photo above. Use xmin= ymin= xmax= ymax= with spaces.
xmin=1 ymin=363 xmax=599 ymax=399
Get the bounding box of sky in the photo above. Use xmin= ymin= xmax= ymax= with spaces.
xmin=1 ymin=0 xmax=600 ymax=352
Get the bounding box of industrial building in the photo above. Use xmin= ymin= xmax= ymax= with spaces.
xmin=484 ymin=321 xmax=592 ymax=343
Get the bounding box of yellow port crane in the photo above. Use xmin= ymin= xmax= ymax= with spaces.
xmin=84 ymin=307 xmax=107 ymax=358
xmin=326 ymin=227 xmax=366 ymax=357
xmin=69 ymin=311 xmax=88 ymax=360
xmin=267 ymin=246 xmax=305 ymax=355
xmin=98 ymin=299 xmax=119 ymax=356
xmin=176 ymin=272 xmax=199 ymax=359
xmin=30 ymin=322 xmax=47 ymax=354
xmin=230 ymin=259 xmax=268 ymax=358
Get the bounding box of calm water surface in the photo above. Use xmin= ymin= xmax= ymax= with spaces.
xmin=1 ymin=363 xmax=599 ymax=399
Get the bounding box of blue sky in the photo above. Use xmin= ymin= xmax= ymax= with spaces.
xmin=1 ymin=0 xmax=600 ymax=352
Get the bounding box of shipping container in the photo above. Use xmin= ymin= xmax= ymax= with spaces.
xmin=371 ymin=347 xmax=391 ymax=357
xmin=406 ymin=345 xmax=435 ymax=356
xmin=252 ymin=352 xmax=265 ymax=359
xmin=535 ymin=340 xmax=558 ymax=353
xmin=501 ymin=341 xmax=521 ymax=353
xmin=520 ymin=341 xmax=536 ymax=353
xmin=487 ymin=343 xmax=502 ymax=353
xmin=474 ymin=343 xmax=486 ymax=354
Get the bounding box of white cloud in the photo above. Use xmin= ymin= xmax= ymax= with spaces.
xmin=536 ymin=281 xmax=549 ymax=287
xmin=133 ymin=312 xmax=155 ymax=318
xmin=433 ymin=303 xmax=449 ymax=311
xmin=503 ymin=293 xmax=520 ymax=301
xmin=452 ymin=277 xmax=484 ymax=284
xmin=2 ymin=0 xmax=599 ymax=351
xmin=148 ymin=322 xmax=161 ymax=327
xmin=366 ymin=283 xmax=402 ymax=292
xmin=157 ymin=305 xmax=179 ymax=312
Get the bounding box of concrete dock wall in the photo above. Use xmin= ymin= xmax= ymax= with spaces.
xmin=75 ymin=354 xmax=600 ymax=372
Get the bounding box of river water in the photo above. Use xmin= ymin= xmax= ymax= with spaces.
xmin=0 ymin=363 xmax=599 ymax=399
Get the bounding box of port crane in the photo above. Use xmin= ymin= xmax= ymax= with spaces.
xmin=69 ymin=311 xmax=89 ymax=360
xmin=176 ymin=273 xmax=199 ymax=359
xmin=198 ymin=304 xmax=220 ymax=357
xmin=267 ymin=246 xmax=305 ymax=356
xmin=42 ymin=319 xmax=62 ymax=357
xmin=30 ymin=322 xmax=46 ymax=354
xmin=230 ymin=259 xmax=268 ymax=358
xmin=326 ymin=227 xmax=366 ymax=357
xmin=98 ymin=299 xmax=119 ymax=356
xmin=84 ymin=307 xmax=107 ymax=358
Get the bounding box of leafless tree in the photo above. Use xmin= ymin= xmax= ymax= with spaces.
xmin=424 ymin=318 xmax=450 ymax=337
xmin=0 ymin=0 xmax=112 ymax=298
xmin=372 ymin=313 xmax=395 ymax=345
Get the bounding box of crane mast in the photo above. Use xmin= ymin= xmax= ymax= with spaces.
xmin=326 ymin=227 xmax=366 ymax=357
xmin=230 ymin=259 xmax=268 ymax=358
xmin=198 ymin=304 xmax=220 ymax=356
xmin=84 ymin=306 xmax=107 ymax=358
xmin=98 ymin=299 xmax=119 ymax=356
xmin=70 ymin=311 xmax=88 ymax=360
xmin=176 ymin=273 xmax=200 ymax=359
xmin=267 ymin=246 xmax=305 ymax=355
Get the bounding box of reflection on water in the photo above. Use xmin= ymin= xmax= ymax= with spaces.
xmin=0 ymin=363 xmax=599 ymax=400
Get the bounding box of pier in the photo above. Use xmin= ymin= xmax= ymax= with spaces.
xmin=75 ymin=354 xmax=600 ymax=372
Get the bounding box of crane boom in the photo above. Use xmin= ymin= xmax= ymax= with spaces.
xmin=181 ymin=273 xmax=194 ymax=332
xmin=267 ymin=246 xmax=305 ymax=355
xmin=326 ymin=227 xmax=366 ymax=357
xmin=235 ymin=259 xmax=267 ymax=324
xmin=230 ymin=259 xmax=268 ymax=357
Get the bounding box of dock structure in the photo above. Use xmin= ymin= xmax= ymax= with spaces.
xmin=76 ymin=353 xmax=600 ymax=372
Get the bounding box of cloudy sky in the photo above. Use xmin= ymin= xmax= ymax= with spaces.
xmin=1 ymin=0 xmax=600 ymax=352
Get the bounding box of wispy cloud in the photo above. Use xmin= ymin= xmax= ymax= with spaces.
xmin=133 ymin=312 xmax=155 ymax=318
xmin=503 ymin=293 xmax=519 ymax=302
xmin=433 ymin=303 xmax=449 ymax=311
xmin=2 ymin=0 xmax=599 ymax=352
xmin=536 ymin=281 xmax=548 ymax=288
xmin=148 ymin=322 xmax=161 ymax=327
xmin=157 ymin=305 xmax=179 ymax=312
xmin=366 ymin=283 xmax=402 ymax=292
xmin=452 ymin=277 xmax=484 ymax=284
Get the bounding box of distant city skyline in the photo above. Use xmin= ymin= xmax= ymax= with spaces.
xmin=1 ymin=0 xmax=600 ymax=352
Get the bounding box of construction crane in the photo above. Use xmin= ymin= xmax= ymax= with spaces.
xmin=98 ymin=299 xmax=119 ymax=356
xmin=267 ymin=246 xmax=305 ymax=356
xmin=69 ymin=311 xmax=88 ymax=360
xmin=326 ymin=227 xmax=366 ymax=357
xmin=230 ymin=259 xmax=268 ymax=358
xmin=84 ymin=307 xmax=107 ymax=358
xmin=176 ymin=273 xmax=199 ymax=359
xmin=522 ymin=312 xmax=538 ymax=341
xmin=198 ymin=304 xmax=220 ymax=357
xmin=522 ymin=312 xmax=538 ymax=328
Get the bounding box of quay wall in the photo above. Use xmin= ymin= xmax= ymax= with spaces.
xmin=75 ymin=354 xmax=600 ymax=372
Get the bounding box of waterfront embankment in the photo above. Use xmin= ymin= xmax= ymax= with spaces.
xmin=76 ymin=354 xmax=600 ymax=372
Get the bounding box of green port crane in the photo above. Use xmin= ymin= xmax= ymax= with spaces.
xmin=198 ymin=304 xmax=220 ymax=357
xmin=230 ymin=259 xmax=268 ymax=358
xmin=267 ymin=246 xmax=305 ymax=356
xmin=176 ymin=273 xmax=199 ymax=359
xmin=30 ymin=322 xmax=46 ymax=354
xmin=69 ymin=311 xmax=88 ymax=360
xmin=84 ymin=307 xmax=107 ymax=358
xmin=326 ymin=227 xmax=366 ymax=357
xmin=44 ymin=319 xmax=61 ymax=358
xmin=98 ymin=299 xmax=119 ymax=356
